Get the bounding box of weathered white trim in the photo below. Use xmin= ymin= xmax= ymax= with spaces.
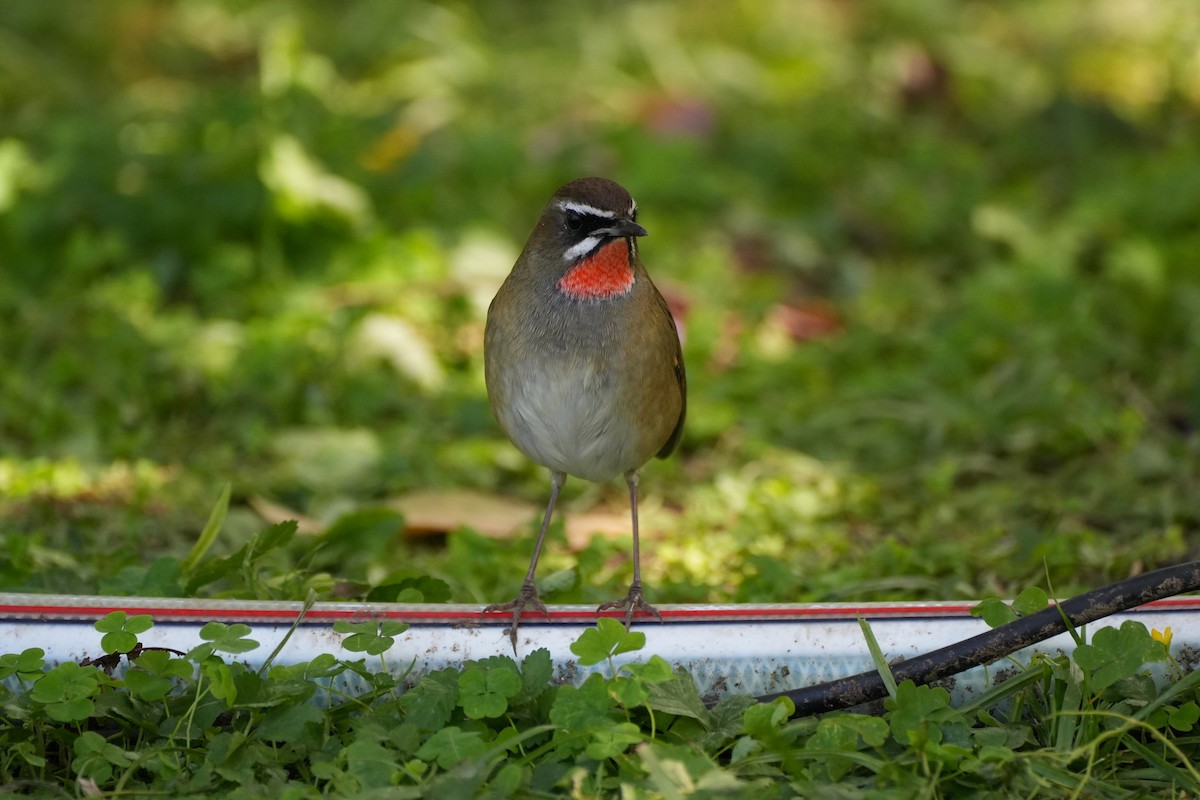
xmin=5 ymin=593 xmax=1194 ymax=705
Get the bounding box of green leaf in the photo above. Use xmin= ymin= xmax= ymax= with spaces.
xmin=842 ymin=714 xmax=889 ymax=747
xmin=180 ymin=483 xmax=231 ymax=576
xmin=622 ymin=654 xmax=674 ymax=684
xmin=31 ymin=662 xmax=100 ymax=723
xmin=303 ymin=653 xmax=345 ymax=679
xmin=1012 ymin=586 xmax=1049 ymax=616
xmin=0 ymin=647 xmax=46 ymax=680
xmin=1169 ymin=702 xmax=1200 ymax=732
xmin=638 ymin=742 xmax=736 ymax=792
xmin=72 ymin=731 xmax=109 ymax=759
xmin=11 ymin=741 xmax=46 ymax=770
xmin=569 ymin=618 xmax=646 ymax=666
xmin=94 ymin=611 xmax=127 ymax=634
xmin=521 ymin=648 xmax=553 ymax=697
xmin=334 ymin=619 xmax=405 ymax=655
xmin=645 ymin=667 xmax=710 ymax=724
xmin=1073 ymin=621 xmax=1167 ymax=692
xmin=132 ymin=648 xmax=193 ymax=679
xmin=99 ymin=556 xmax=183 ymax=597
xmin=549 ymin=672 xmax=615 ymax=731
xmin=255 ymin=702 xmax=325 ymax=742
xmin=192 ymin=621 xmax=260 ymax=656
xmin=859 ymin=618 xmax=897 ymax=698
xmin=207 ymin=730 xmax=261 ymax=785
xmin=318 ymin=508 xmax=406 ymax=569
xmin=200 ymin=657 xmax=237 ymax=704
xmin=250 ymin=520 xmax=297 ymax=555
xmin=971 ymin=598 xmax=1017 ymax=628
xmin=886 ymin=681 xmax=955 ymax=747
xmin=492 ymin=762 xmax=524 ymax=795
xmin=367 ymin=572 xmax=452 ymax=604
xmin=342 ymin=739 xmax=398 ymax=790
xmin=379 ymin=620 xmax=409 ymax=637
xmin=729 ymin=735 xmax=760 ymax=763
xmin=741 ymin=698 xmax=794 ymax=739
xmin=923 ymin=739 xmax=973 ymax=769
xmin=458 ymin=665 xmax=522 ymax=719
xmin=611 ymin=676 xmax=649 ymax=708
xmin=415 ymin=726 xmax=488 ymax=769
xmin=123 ymin=668 xmax=172 ymax=702
xmin=71 ymin=730 xmax=130 ymax=785
xmin=100 ymin=630 xmax=137 ymax=654
xmin=183 ymin=548 xmax=245 ymax=595
xmin=1112 ymin=673 xmax=1159 ymax=705
xmin=401 ymin=668 xmax=459 ymax=731
xmin=707 ymin=694 xmax=757 ymax=744
xmin=166 ymin=657 xmax=195 ymax=678
xmin=585 ymin=720 xmax=643 ymax=759
xmin=51 ymin=698 xmax=96 ymax=723
xmin=95 ymin=612 xmax=153 ymax=654
xmin=806 ymin=714 xmax=890 ymax=781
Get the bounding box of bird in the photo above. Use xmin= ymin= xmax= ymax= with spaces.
xmin=483 ymin=177 xmax=686 ymax=649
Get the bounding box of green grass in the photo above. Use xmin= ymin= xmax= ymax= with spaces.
xmin=2 ymin=0 xmax=1200 ymax=795
xmin=2 ymin=596 xmax=1198 ymax=797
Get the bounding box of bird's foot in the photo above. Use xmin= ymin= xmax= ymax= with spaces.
xmin=597 ymin=581 xmax=662 ymax=630
xmin=483 ymin=582 xmax=550 ymax=652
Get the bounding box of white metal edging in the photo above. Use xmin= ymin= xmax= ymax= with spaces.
xmin=2 ymin=593 xmax=1195 ymax=704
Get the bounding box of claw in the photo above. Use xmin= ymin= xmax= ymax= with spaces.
xmin=597 ymin=581 xmax=662 ymax=630
xmin=483 ymin=582 xmax=549 ymax=652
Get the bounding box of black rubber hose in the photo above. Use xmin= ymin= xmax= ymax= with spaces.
xmin=757 ymin=560 xmax=1200 ymax=718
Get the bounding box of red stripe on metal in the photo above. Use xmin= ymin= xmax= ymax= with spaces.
xmin=2 ymin=597 xmax=1198 ymax=623
xmin=0 ymin=603 xmax=972 ymax=621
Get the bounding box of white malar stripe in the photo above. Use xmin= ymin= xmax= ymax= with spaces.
xmin=556 ymin=200 xmax=615 ymax=219
xmin=562 ymin=235 xmax=602 ymax=261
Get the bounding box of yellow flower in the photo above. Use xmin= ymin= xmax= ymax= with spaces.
xmin=1152 ymin=627 xmax=1174 ymax=647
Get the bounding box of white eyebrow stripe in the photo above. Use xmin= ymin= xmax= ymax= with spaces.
xmin=556 ymin=200 xmax=615 ymax=218
xmin=629 ymin=200 xmax=637 ymax=216
xmin=562 ymin=235 xmax=602 ymax=261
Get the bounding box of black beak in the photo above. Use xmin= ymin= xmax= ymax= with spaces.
xmin=599 ymin=219 xmax=647 ymax=239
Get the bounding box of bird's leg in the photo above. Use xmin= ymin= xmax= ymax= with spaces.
xmin=597 ymin=470 xmax=662 ymax=629
xmin=484 ymin=470 xmax=564 ymax=651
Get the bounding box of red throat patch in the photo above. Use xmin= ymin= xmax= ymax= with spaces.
xmin=558 ymin=240 xmax=635 ymax=299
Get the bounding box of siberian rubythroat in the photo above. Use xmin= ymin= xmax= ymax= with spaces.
xmin=484 ymin=177 xmax=686 ymax=649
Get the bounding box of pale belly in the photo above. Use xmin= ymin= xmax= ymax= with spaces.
xmin=491 ymin=359 xmax=664 ymax=483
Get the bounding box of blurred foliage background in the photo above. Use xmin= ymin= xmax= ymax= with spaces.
xmin=1 ymin=0 xmax=1198 ymax=606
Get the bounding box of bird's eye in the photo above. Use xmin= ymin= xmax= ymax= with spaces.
xmin=565 ymin=211 xmax=583 ymax=231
